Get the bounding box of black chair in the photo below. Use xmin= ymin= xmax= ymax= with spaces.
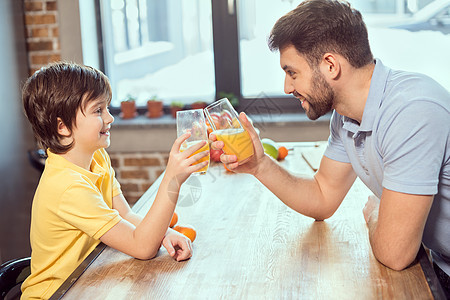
xmin=27 ymin=149 xmax=46 ymax=173
xmin=0 ymin=257 xmax=31 ymax=300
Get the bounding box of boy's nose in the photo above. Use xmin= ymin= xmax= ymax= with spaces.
xmin=106 ymin=110 xmax=114 ymax=124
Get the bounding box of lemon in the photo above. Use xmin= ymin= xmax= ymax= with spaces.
xmin=262 ymin=138 xmax=279 ymax=160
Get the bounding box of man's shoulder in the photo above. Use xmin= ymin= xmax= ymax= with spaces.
xmin=384 ymin=70 xmax=450 ymax=111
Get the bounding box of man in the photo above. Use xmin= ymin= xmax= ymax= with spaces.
xmin=212 ymin=0 xmax=449 ymax=295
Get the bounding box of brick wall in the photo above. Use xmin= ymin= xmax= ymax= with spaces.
xmin=110 ymin=152 xmax=170 ymax=205
xmin=22 ymin=0 xmax=168 ymax=205
xmin=23 ymin=0 xmax=61 ymax=76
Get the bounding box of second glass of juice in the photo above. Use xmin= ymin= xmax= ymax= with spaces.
xmin=204 ymin=98 xmax=254 ymax=164
xmin=176 ymin=109 xmax=210 ymax=175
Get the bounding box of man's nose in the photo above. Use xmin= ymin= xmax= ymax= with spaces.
xmin=284 ymin=75 xmax=294 ymax=95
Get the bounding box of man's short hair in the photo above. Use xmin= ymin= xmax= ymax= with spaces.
xmin=268 ymin=0 xmax=373 ymax=68
xmin=22 ymin=62 xmax=112 ymax=154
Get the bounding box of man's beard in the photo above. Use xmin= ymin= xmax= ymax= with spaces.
xmin=303 ymin=70 xmax=334 ymax=120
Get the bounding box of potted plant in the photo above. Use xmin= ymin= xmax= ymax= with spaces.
xmin=170 ymin=101 xmax=184 ymax=118
xmin=120 ymin=95 xmax=137 ymax=119
xmin=146 ymin=95 xmax=163 ymax=118
xmin=190 ymin=101 xmax=208 ymax=110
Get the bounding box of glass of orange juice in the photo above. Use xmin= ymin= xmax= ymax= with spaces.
xmin=204 ymin=98 xmax=254 ymax=164
xmin=176 ymin=109 xmax=210 ymax=175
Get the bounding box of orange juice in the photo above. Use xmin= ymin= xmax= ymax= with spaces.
xmin=214 ymin=128 xmax=254 ymax=164
xmin=180 ymin=141 xmax=210 ymax=174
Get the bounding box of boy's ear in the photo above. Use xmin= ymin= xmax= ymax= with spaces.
xmin=57 ymin=117 xmax=71 ymax=137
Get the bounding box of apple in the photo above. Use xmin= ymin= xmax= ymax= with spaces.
xmin=261 ymin=138 xmax=279 ymax=160
xmin=210 ymin=147 xmax=223 ymax=162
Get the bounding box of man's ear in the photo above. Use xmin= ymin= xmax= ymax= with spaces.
xmin=320 ymin=53 xmax=341 ymax=80
xmin=57 ymin=117 xmax=71 ymax=137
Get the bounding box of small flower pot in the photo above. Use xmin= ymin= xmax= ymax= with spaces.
xmin=120 ymin=101 xmax=137 ymax=119
xmin=146 ymin=100 xmax=163 ymax=118
xmin=170 ymin=106 xmax=183 ymax=118
xmin=191 ymin=102 xmax=207 ymax=110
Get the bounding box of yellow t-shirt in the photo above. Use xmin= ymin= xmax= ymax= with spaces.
xmin=21 ymin=148 xmax=123 ymax=299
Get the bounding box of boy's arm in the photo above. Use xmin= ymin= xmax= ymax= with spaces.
xmin=100 ymin=134 xmax=208 ymax=260
xmin=112 ymin=193 xmax=142 ymax=227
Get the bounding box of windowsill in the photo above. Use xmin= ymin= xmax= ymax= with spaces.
xmin=109 ymin=112 xmax=331 ymax=153
xmin=112 ymin=112 xmax=331 ymax=129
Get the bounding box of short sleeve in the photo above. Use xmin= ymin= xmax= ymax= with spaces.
xmin=379 ymin=101 xmax=448 ymax=195
xmin=96 ymin=148 xmax=123 ymax=198
xmin=113 ymin=177 xmax=122 ymax=198
xmin=323 ymin=110 xmax=351 ymax=163
xmin=58 ymin=181 xmax=122 ymax=240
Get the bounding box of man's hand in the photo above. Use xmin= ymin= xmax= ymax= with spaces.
xmin=363 ymin=195 xmax=380 ymax=224
xmin=209 ymin=112 xmax=269 ymax=176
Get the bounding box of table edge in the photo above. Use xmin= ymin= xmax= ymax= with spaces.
xmin=49 ymin=243 xmax=107 ymax=300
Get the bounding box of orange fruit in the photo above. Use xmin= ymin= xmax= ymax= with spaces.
xmin=173 ymin=225 xmax=197 ymax=242
xmin=277 ymin=146 xmax=289 ymax=160
xmin=169 ymin=212 xmax=178 ymax=228
xmin=223 ymin=163 xmax=233 ymax=172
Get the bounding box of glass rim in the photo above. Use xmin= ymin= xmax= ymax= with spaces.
xmin=176 ymin=108 xmax=205 ymax=117
xmin=204 ymin=98 xmax=231 ymax=112
xmin=203 ymin=98 xmax=243 ymax=131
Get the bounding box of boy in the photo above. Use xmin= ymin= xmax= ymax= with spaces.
xmin=20 ymin=62 xmax=209 ymax=299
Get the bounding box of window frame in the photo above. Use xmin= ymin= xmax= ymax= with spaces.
xmin=92 ymin=0 xmax=300 ymax=114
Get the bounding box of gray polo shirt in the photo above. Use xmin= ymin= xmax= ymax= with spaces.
xmin=324 ymin=59 xmax=450 ymax=274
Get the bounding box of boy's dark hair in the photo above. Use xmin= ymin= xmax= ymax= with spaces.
xmin=22 ymin=62 xmax=112 ymax=154
xmin=268 ymin=0 xmax=373 ymax=68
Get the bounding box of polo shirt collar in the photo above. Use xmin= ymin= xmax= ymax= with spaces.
xmin=46 ymin=150 xmax=105 ymax=184
xmin=342 ymin=58 xmax=390 ymax=134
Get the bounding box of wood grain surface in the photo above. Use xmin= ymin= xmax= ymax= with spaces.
xmin=58 ymin=144 xmax=435 ymax=300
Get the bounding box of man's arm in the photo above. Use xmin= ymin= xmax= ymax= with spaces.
xmin=364 ymin=189 xmax=433 ymax=270
xmin=254 ymin=154 xmax=357 ymax=220
xmin=219 ymin=112 xmax=357 ymax=220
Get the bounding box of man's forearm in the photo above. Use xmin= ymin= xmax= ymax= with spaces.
xmin=254 ymin=155 xmax=333 ymax=220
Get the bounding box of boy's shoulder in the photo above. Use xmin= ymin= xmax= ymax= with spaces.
xmin=42 ymin=149 xmax=111 ymax=188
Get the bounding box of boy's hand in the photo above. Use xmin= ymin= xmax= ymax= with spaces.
xmin=162 ymin=228 xmax=193 ymax=261
xmin=209 ymin=112 xmax=267 ymax=176
xmin=165 ymin=132 xmax=209 ymax=186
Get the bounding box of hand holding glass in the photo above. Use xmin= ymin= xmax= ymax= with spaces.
xmin=204 ymin=98 xmax=254 ymax=164
xmin=176 ymin=109 xmax=210 ymax=175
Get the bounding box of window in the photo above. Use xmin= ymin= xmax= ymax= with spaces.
xmin=99 ymin=0 xmax=215 ymax=107
xmin=86 ymin=0 xmax=450 ymax=109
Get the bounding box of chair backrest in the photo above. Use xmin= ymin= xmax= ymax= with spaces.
xmin=27 ymin=149 xmax=46 ymax=173
xmin=0 ymin=257 xmax=31 ymax=299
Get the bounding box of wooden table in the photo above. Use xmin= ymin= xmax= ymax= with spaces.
xmin=51 ymin=142 xmax=445 ymax=299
